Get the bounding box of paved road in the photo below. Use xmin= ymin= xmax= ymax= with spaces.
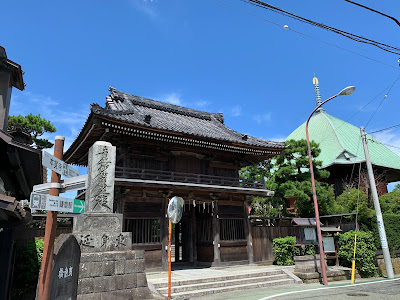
xmin=262 ymin=278 xmax=400 ymax=300
xmin=192 ymin=278 xmax=400 ymax=300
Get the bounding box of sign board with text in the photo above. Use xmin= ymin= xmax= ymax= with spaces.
xmin=42 ymin=150 xmax=79 ymax=178
xmin=49 ymin=234 xmax=80 ymax=300
xmin=30 ymin=193 xmax=85 ymax=213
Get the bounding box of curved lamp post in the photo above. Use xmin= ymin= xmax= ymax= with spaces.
xmin=305 ymin=86 xmax=355 ymax=285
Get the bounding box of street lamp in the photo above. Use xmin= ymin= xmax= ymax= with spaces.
xmin=305 ymin=85 xmax=355 ymax=285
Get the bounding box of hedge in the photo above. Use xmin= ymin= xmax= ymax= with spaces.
xmin=366 ymin=214 xmax=400 ymax=252
xmin=337 ymin=230 xmax=377 ymax=278
xmin=272 ymin=236 xmax=296 ymax=265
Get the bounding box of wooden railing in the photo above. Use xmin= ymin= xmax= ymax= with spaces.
xmin=115 ymin=167 xmax=265 ymax=189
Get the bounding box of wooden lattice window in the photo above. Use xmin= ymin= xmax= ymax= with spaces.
xmin=125 ymin=218 xmax=161 ymax=244
xmin=220 ymin=218 xmax=245 ymax=241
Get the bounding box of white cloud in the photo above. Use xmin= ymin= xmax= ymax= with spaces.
xmin=161 ymin=92 xmax=182 ymax=106
xmin=231 ymin=105 xmax=241 ymax=117
xmin=9 ymin=91 xmax=89 ymax=152
xmin=373 ymin=130 xmax=400 ymax=156
xmin=194 ymin=100 xmax=210 ymax=109
xmin=253 ymin=112 xmax=272 ymax=124
xmin=130 ymin=0 xmax=159 ymax=20
xmin=264 ymin=135 xmax=286 ymax=142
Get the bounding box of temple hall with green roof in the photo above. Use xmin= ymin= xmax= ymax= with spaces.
xmin=286 ymin=77 xmax=400 ymax=197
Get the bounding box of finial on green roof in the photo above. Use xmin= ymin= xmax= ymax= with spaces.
xmin=313 ymin=75 xmax=324 ymax=112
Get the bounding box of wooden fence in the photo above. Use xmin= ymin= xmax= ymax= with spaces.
xmin=251 ymin=222 xmax=300 ymax=263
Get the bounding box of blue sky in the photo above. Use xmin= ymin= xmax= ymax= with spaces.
xmin=3 ymin=0 xmax=400 ymax=192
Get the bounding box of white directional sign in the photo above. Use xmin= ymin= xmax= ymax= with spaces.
xmin=42 ymin=150 xmax=79 ymax=178
xmin=30 ymin=192 xmax=85 ymax=213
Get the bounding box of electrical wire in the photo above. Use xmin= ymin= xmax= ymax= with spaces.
xmin=344 ymin=0 xmax=400 ymax=28
xmin=242 ymin=0 xmax=400 ymax=55
xmin=215 ymin=0 xmax=398 ymax=70
xmin=369 ymin=123 xmax=400 ymax=135
xmin=365 ymin=73 xmax=400 ymax=128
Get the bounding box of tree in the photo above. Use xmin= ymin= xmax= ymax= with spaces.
xmin=265 ymin=139 xmax=335 ymax=217
xmin=335 ymin=188 xmax=374 ymax=225
xmin=7 ymin=113 xmax=56 ymax=149
xmin=379 ymin=188 xmax=400 ymax=215
xmin=240 ymin=160 xmax=282 ymax=217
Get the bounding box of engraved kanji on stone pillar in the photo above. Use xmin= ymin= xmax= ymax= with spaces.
xmin=85 ymin=141 xmax=116 ymax=213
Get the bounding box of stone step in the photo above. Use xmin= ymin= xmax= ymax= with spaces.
xmin=152 ymin=269 xmax=283 ymax=289
xmin=158 ymin=274 xmax=290 ymax=294
xmin=166 ymin=278 xmax=294 ymax=299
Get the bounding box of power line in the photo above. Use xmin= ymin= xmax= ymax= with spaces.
xmin=344 ymin=0 xmax=400 ymax=28
xmin=369 ymin=123 xmax=400 ymax=135
xmin=365 ymin=73 xmax=400 ymax=128
xmin=242 ymin=0 xmax=400 ymax=55
xmin=215 ymin=0 xmax=398 ymax=70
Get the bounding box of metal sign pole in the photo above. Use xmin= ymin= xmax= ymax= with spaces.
xmin=168 ymin=220 xmax=172 ymax=299
xmin=38 ymin=136 xmax=64 ymax=300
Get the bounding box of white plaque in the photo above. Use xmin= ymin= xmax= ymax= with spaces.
xmin=42 ymin=150 xmax=79 ymax=178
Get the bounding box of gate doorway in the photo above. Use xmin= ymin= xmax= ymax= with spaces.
xmin=171 ymin=202 xmax=214 ymax=266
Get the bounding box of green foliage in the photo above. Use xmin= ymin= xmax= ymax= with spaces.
xmin=304 ymin=244 xmax=316 ymax=255
xmin=379 ymin=190 xmax=400 ymax=215
xmin=266 ymin=139 xmax=335 ymax=217
xmin=272 ymin=236 xmax=296 ymax=265
xmin=250 ymin=196 xmax=280 ymax=217
xmin=7 ymin=113 xmax=56 ymax=149
xmin=335 ymin=188 xmax=375 ymax=225
xmin=239 ymin=160 xmax=272 ymax=183
xmin=11 ymin=239 xmax=44 ymax=299
xmin=337 ymin=231 xmax=377 ymax=277
xmin=366 ymin=214 xmax=400 ymax=252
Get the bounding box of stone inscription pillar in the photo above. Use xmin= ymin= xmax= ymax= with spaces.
xmin=74 ymin=141 xmax=131 ymax=252
xmin=73 ymin=141 xmax=152 ymax=299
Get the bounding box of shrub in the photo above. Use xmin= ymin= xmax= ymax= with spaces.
xmin=304 ymin=244 xmax=316 ymax=255
xmin=366 ymin=214 xmax=400 ymax=252
xmin=337 ymin=231 xmax=377 ymax=278
xmin=273 ymin=236 xmax=296 ymax=265
xmin=11 ymin=239 xmax=44 ymax=299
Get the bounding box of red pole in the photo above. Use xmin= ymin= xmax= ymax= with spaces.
xmin=305 ymin=95 xmax=337 ymax=286
xmin=37 ymin=136 xmax=64 ymax=300
xmin=168 ymin=220 xmax=172 ymax=299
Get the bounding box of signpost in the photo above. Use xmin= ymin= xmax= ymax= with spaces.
xmin=42 ymin=150 xmax=79 ymax=178
xmin=30 ymin=193 xmax=85 ymax=214
xmin=38 ymin=136 xmax=65 ymax=300
xmin=167 ymin=196 xmax=184 ymax=299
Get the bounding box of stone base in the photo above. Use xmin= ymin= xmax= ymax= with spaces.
xmin=294 ymin=268 xmax=360 ymax=284
xmin=294 ymin=255 xmax=328 ymax=273
xmin=376 ymin=255 xmax=400 ymax=276
xmin=77 ymin=250 xmax=153 ymax=300
xmin=74 ymin=232 xmax=132 ymax=252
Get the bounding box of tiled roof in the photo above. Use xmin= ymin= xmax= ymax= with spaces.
xmin=287 ymin=110 xmax=400 ymax=171
xmin=91 ymin=87 xmax=284 ymax=149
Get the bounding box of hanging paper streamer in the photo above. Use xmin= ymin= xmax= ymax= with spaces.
xmin=193 ymin=200 xmax=196 ymax=207
xmin=203 ymin=202 xmax=206 ymax=212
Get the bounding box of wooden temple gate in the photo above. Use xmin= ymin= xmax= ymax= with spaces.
xmin=64 ymin=87 xmax=284 ymax=270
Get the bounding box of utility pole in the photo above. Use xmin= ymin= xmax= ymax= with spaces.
xmin=360 ymin=127 xmax=394 ymax=279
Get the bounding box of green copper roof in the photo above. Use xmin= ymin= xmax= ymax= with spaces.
xmin=286 ymin=110 xmax=400 ymax=171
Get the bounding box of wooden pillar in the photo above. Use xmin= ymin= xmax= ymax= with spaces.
xmin=212 ymin=200 xmax=221 ymax=266
xmin=161 ymin=192 xmax=171 ymax=271
xmin=191 ymin=203 xmax=197 ymax=264
xmin=244 ymin=201 xmax=254 ymax=264
xmin=175 ymin=222 xmax=180 ymax=262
